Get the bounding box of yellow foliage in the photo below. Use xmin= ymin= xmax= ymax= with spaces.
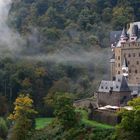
xmin=8 ymin=94 xmax=37 ymax=121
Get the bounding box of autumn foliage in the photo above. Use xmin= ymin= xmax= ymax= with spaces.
xmin=8 ymin=94 xmax=37 ymax=140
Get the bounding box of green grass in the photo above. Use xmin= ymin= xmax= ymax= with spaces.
xmin=35 ymin=109 xmax=113 ymax=130
xmin=35 ymin=118 xmax=53 ymax=130
xmin=76 ymin=109 xmax=114 ymax=129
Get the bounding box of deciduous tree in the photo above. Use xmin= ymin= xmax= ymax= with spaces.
xmin=8 ymin=94 xmax=37 ymax=140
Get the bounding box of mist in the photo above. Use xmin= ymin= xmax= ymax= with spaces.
xmin=0 ymin=0 xmax=110 ymax=80
xmin=0 ymin=0 xmax=24 ymax=53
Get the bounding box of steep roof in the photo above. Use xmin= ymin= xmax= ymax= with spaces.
xmin=122 ymin=57 xmax=128 ymax=67
xmin=120 ymin=27 xmax=128 ymax=38
xmin=110 ymin=53 xmax=115 ymax=59
xmin=110 ymin=31 xmax=122 ymax=46
xmin=98 ymin=75 xmax=130 ymax=93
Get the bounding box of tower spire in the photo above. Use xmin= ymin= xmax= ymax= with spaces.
xmin=120 ymin=27 xmax=128 ymax=44
xmin=122 ymin=57 xmax=128 ymax=77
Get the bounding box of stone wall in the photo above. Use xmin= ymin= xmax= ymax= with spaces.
xmin=73 ymin=98 xmax=98 ymax=109
xmin=91 ymin=109 xmax=120 ymax=126
xmin=98 ymin=91 xmax=131 ymax=106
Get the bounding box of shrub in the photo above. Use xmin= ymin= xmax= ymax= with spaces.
xmin=0 ymin=118 xmax=8 ymax=139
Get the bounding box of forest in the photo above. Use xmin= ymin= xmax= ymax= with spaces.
xmin=0 ymin=0 xmax=140 ymax=140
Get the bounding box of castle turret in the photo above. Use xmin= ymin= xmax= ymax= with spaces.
xmin=120 ymin=27 xmax=128 ymax=44
xmin=130 ymin=25 xmax=138 ymax=42
xmin=110 ymin=53 xmax=115 ymax=80
xmin=122 ymin=58 xmax=128 ymax=77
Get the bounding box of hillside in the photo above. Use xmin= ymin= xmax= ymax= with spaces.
xmin=0 ymin=0 xmax=140 ymax=115
xmin=0 ymin=0 xmax=140 ymax=140
xmin=10 ymin=0 xmax=140 ymax=52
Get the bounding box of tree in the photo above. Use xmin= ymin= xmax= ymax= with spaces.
xmin=112 ymin=6 xmax=134 ymax=29
xmin=54 ymin=93 xmax=79 ymax=129
xmin=8 ymin=94 xmax=37 ymax=140
xmin=0 ymin=96 xmax=8 ymax=116
xmin=114 ymin=97 xmax=140 ymax=140
xmin=0 ymin=118 xmax=8 ymax=140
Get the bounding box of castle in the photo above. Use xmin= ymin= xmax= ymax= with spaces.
xmin=74 ymin=22 xmax=140 ymax=125
xmin=98 ymin=22 xmax=140 ymax=106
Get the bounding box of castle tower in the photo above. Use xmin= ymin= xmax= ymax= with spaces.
xmin=110 ymin=53 xmax=115 ymax=80
xmin=122 ymin=58 xmax=128 ymax=77
xmin=130 ymin=24 xmax=138 ymax=42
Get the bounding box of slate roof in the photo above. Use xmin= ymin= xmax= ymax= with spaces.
xmin=110 ymin=31 xmax=122 ymax=46
xmin=98 ymin=75 xmax=130 ymax=93
xmin=110 ymin=22 xmax=140 ymax=47
xmin=110 ymin=53 xmax=115 ymax=59
xmin=120 ymin=28 xmax=128 ymax=38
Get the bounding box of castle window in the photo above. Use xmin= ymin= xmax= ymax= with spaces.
xmin=118 ymin=56 xmax=120 ymax=60
xmin=133 ymin=53 xmax=135 ymax=57
xmin=116 ymin=85 xmax=118 ymax=88
xmin=113 ymin=77 xmax=116 ymax=81
xmin=135 ymin=70 xmax=138 ymax=74
xmin=129 ymin=70 xmax=131 ymax=73
xmin=118 ymin=63 xmax=120 ymax=67
xmin=137 ymin=61 xmax=139 ymax=65
xmin=118 ymin=71 xmax=120 ymax=74
xmin=101 ymin=86 xmax=103 ymax=89
xmin=105 ymin=87 xmax=108 ymax=89
xmin=118 ymin=79 xmax=120 ymax=82
xmin=128 ymin=61 xmax=130 ymax=65
xmin=128 ymin=54 xmax=131 ymax=57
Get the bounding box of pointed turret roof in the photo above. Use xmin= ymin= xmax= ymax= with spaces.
xmin=120 ymin=27 xmax=127 ymax=38
xmin=110 ymin=53 xmax=115 ymax=59
xmin=122 ymin=57 xmax=128 ymax=68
